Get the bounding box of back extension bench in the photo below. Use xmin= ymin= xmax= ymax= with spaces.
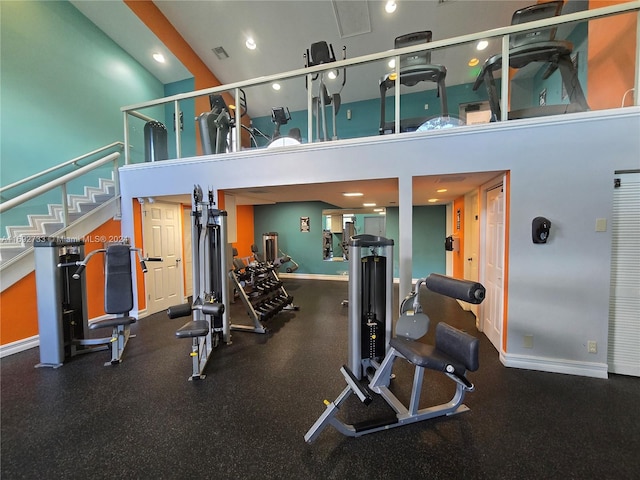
xmin=305 ymin=274 xmax=484 ymax=442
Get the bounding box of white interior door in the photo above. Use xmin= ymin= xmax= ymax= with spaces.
xmin=482 ymin=184 xmax=505 ymax=352
xmin=143 ymin=201 xmax=183 ymax=314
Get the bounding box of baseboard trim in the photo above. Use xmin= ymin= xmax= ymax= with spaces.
xmin=501 ymin=351 xmax=609 ymax=379
xmin=0 ymin=335 xmax=39 ymax=358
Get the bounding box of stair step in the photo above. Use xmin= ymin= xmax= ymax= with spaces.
xmin=1 ymin=176 xmax=117 ymax=270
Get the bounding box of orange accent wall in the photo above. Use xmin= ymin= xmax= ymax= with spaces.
xmin=452 ymin=196 xmax=465 ymax=279
xmin=234 ymin=205 xmax=255 ymax=258
xmin=124 ymin=0 xmax=251 ymax=149
xmin=0 ymin=272 xmax=38 ymax=344
xmin=132 ymin=200 xmax=146 ymax=311
xmin=587 ymin=1 xmax=637 ymax=109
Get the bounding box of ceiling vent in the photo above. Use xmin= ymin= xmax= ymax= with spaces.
xmin=332 ymin=0 xmax=371 ymax=38
xmin=212 ymin=46 xmax=229 ymax=60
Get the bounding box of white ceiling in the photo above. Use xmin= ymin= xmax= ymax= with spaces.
xmin=73 ymin=0 xmax=548 ymax=117
xmin=71 ymin=0 xmax=582 ymax=208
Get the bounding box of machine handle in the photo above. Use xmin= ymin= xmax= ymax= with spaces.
xmin=72 ymin=264 xmax=86 ymax=280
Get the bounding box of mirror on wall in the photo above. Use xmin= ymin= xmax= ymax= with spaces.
xmin=322 ymin=208 xmax=386 ymax=261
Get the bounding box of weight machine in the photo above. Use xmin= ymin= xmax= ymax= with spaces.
xmin=34 ymin=237 xmax=154 ymax=367
xmin=167 ymin=185 xmax=230 ymax=380
xmin=305 ymin=273 xmax=486 ymax=442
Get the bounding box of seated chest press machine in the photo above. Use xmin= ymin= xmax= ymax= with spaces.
xmin=34 ymin=238 xmax=156 ymax=367
xmin=305 ymin=272 xmax=485 ymax=442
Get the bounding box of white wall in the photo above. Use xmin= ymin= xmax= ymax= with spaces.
xmin=119 ymin=108 xmax=640 ymax=378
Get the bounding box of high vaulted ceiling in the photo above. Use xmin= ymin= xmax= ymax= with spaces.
xmin=73 ymin=0 xmax=567 ymax=118
xmin=70 ymin=0 xmax=584 ymax=208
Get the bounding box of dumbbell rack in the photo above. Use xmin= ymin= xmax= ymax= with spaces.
xmin=229 ymin=259 xmax=295 ymax=334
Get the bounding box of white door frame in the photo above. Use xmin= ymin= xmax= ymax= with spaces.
xmin=479 ymin=175 xmax=507 ymax=353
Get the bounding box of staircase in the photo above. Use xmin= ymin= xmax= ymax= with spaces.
xmin=0 ymin=176 xmax=117 ymax=266
xmin=0 ymin=144 xmax=124 ymax=290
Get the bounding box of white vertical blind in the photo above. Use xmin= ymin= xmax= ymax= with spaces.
xmin=608 ymin=172 xmax=640 ymax=376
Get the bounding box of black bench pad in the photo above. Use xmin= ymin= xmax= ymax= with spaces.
xmin=90 ymin=316 xmax=136 ymax=330
xmin=176 ymin=320 xmax=210 ymax=338
xmin=389 ymin=337 xmax=466 ymax=376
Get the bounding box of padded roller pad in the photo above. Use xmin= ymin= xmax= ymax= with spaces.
xmin=176 ymin=320 xmax=210 ymax=338
xmin=167 ymin=303 xmax=192 ymax=319
xmin=201 ymin=303 xmax=224 ymax=317
xmin=426 ymin=273 xmax=485 ymax=304
xmin=90 ymin=316 xmax=136 ymax=330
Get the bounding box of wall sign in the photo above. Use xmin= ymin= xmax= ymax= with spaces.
xmin=300 ymin=216 xmax=310 ymax=232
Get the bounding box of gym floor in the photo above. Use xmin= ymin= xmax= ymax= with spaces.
xmin=1 ymin=278 xmax=639 ymax=479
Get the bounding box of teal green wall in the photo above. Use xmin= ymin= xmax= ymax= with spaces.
xmin=0 ymin=1 xmax=166 ymax=232
xmin=254 ymin=202 xmax=445 ymax=278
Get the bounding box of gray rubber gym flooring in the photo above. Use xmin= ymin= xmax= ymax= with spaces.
xmin=1 ymin=278 xmax=639 ymax=479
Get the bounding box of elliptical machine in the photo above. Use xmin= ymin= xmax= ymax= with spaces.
xmin=304 ymin=41 xmax=347 ymax=142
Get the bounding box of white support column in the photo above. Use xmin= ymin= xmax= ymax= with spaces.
xmin=307 ymin=73 xmax=313 ymax=143
xmin=174 ymin=100 xmax=182 ymax=159
xmin=398 ymin=175 xmax=413 ymax=300
xmin=394 ymin=55 xmax=401 ymax=134
xmin=500 ymin=35 xmax=510 ymax=122
xmin=123 ymin=112 xmax=130 ymax=165
xmin=235 ymin=88 xmax=241 ymax=151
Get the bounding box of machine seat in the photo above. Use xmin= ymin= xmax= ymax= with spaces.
xmin=89 ymin=316 xmax=136 ymax=330
xmin=176 ymin=320 xmax=210 ymax=338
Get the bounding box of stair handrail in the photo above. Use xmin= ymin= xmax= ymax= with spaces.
xmin=0 ymin=152 xmax=121 ymax=215
xmin=0 ymin=142 xmax=124 ymax=196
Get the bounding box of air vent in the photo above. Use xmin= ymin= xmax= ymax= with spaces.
xmin=212 ymin=46 xmax=229 ymax=60
xmin=332 ymin=0 xmax=371 ymax=38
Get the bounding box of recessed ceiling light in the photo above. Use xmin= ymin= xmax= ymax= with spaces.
xmin=272 ymin=83 xmax=281 ymax=91
xmin=468 ymin=58 xmax=480 ymax=67
xmin=428 ymin=198 xmax=439 ymax=203
xmin=385 ymin=1 xmax=397 ymax=14
xmin=363 ymin=203 xmax=376 ymax=207
xmin=436 ymin=188 xmax=448 ymax=193
xmin=245 ymin=37 xmax=257 ymax=50
xmin=476 ymin=40 xmax=489 ymax=51
xmin=327 ymin=70 xmax=338 ymax=80
xmin=373 ymin=208 xmax=384 ymax=212
xmin=388 ymin=58 xmax=396 ymax=69
xmin=343 ymin=192 xmax=363 ymax=197
xmin=379 ymin=211 xmax=387 ymax=215
xmin=152 ymin=53 xmax=165 ymax=63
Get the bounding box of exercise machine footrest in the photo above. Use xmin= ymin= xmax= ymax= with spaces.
xmin=353 ymin=414 xmax=399 ymax=433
